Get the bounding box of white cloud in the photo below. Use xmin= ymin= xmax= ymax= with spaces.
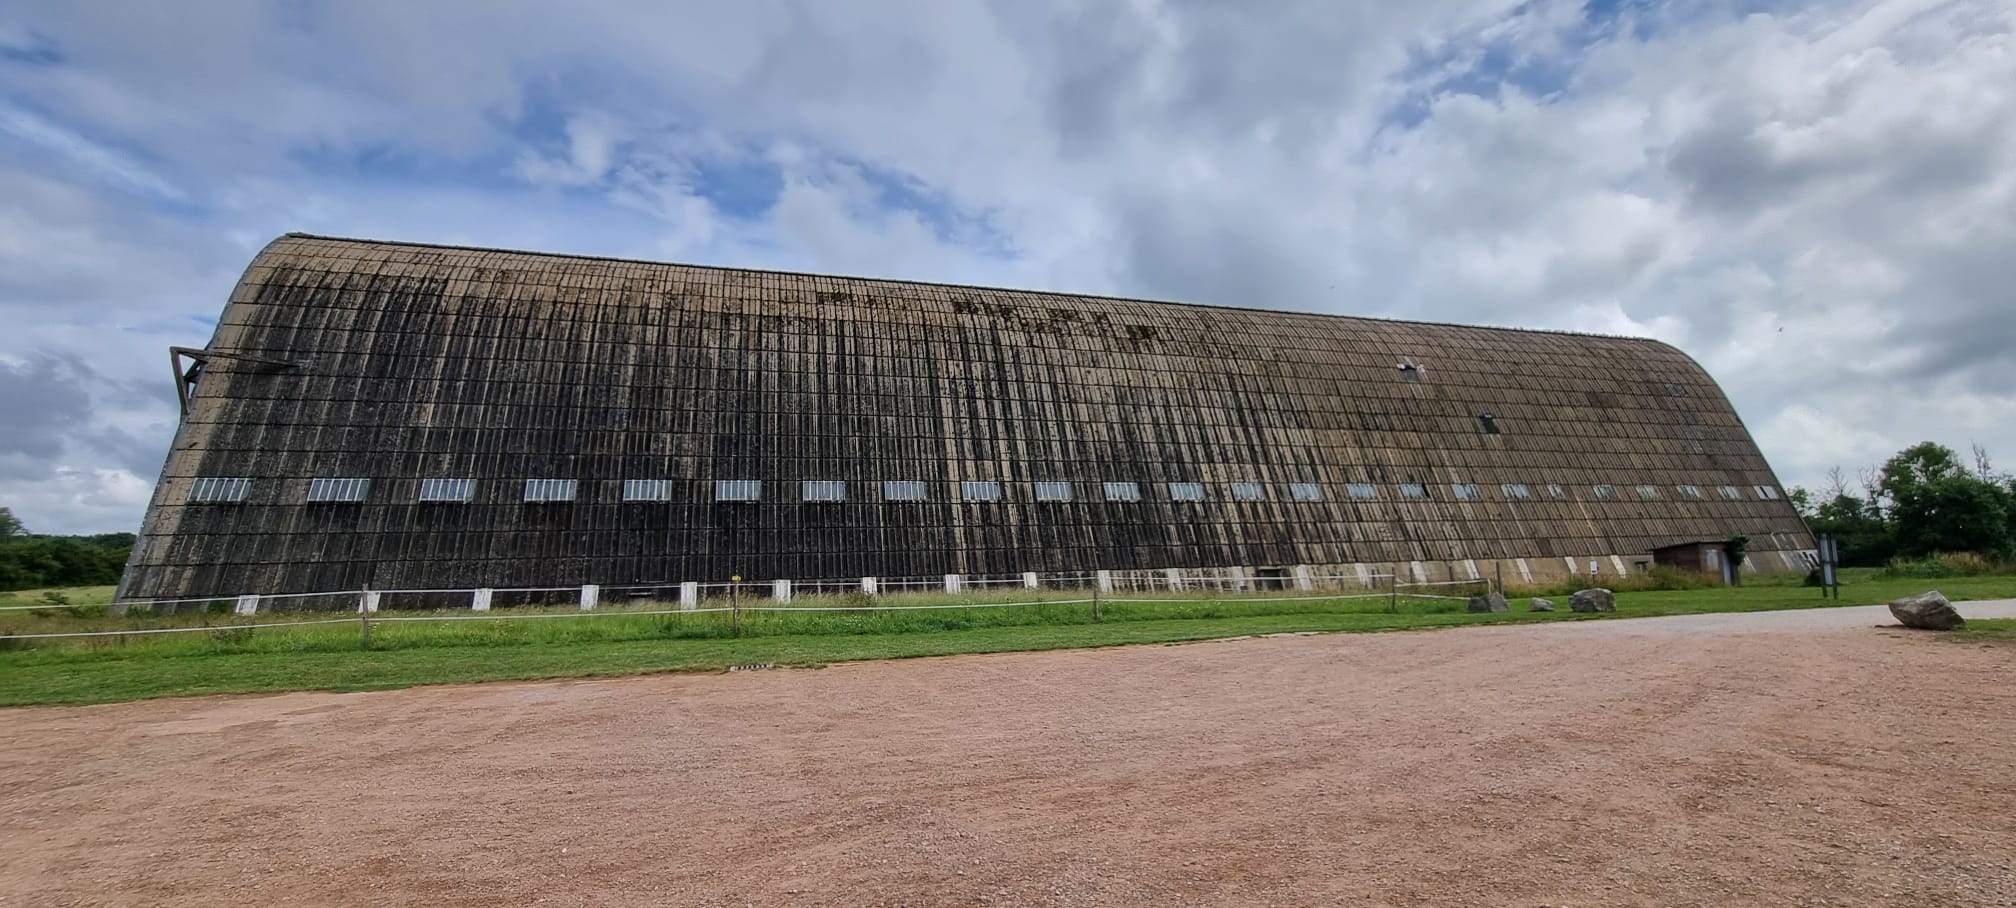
xmin=0 ymin=0 xmax=2012 ymax=533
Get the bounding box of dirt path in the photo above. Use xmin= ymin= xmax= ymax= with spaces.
xmin=3 ymin=605 xmax=2013 ymax=907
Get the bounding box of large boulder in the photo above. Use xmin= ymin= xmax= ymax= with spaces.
xmin=1888 ymin=591 xmax=1964 ymax=630
xmin=1467 ymin=591 xmax=1510 ymax=613
xmin=1529 ymin=597 xmax=1555 ymax=612
xmin=1569 ymin=588 xmax=1616 ymax=613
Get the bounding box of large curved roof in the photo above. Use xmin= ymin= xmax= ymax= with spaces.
xmin=120 ymin=234 xmax=1809 ymax=597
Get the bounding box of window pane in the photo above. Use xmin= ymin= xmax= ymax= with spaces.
xmin=715 ymin=480 xmax=761 ymax=501
xmin=1290 ymin=482 xmax=1323 ymax=501
xmin=1231 ymin=482 xmax=1265 ymax=501
xmin=524 ymin=479 xmax=577 ymax=502
xmin=960 ymin=480 xmax=1002 ymax=501
xmin=1592 ymin=484 xmax=1617 ymax=500
xmin=1453 ymin=483 xmax=1481 ymax=500
xmin=308 ymin=478 xmax=369 ymax=502
xmin=802 ymin=480 xmax=845 ymax=502
xmin=1400 ymin=483 xmax=1429 ymax=499
xmin=1034 ymin=481 xmax=1072 ymax=501
xmin=883 ymin=480 xmax=927 ymax=501
xmin=1547 ymin=484 xmax=1566 ymax=499
xmin=1677 ymin=484 xmax=1704 ymax=500
xmin=1103 ymin=481 xmax=1141 ymax=502
xmin=1501 ymin=483 xmax=1531 ymax=500
xmin=623 ymin=479 xmax=671 ymax=501
xmin=1345 ymin=483 xmax=1378 ymax=499
xmin=189 ymin=477 xmax=253 ymax=503
xmin=419 ymin=479 xmax=474 ymax=502
xmin=1168 ymin=482 xmax=1205 ymax=501
xmin=1718 ymin=486 xmax=1744 ymax=500
xmin=1636 ymin=485 xmax=1661 ymax=500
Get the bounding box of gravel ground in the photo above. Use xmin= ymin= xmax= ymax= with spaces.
xmin=2 ymin=602 xmax=2013 ymax=907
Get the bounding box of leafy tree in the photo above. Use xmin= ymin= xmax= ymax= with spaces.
xmin=0 ymin=506 xmax=21 ymax=540
xmin=1878 ymin=442 xmax=1965 ymax=510
xmin=1890 ymin=474 xmax=2013 ymax=558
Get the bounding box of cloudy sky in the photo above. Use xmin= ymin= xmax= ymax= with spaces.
xmin=1 ymin=0 xmax=2011 ymax=534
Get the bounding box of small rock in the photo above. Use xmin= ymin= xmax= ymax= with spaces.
xmin=1888 ymin=590 xmax=1964 ymax=630
xmin=1529 ymin=597 xmax=1555 ymax=611
xmin=1569 ymin=588 xmax=1616 ymax=613
xmin=1466 ymin=591 xmax=1510 ymax=613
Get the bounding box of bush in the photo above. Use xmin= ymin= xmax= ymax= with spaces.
xmin=1508 ymin=565 xmax=1722 ymax=598
xmin=40 ymin=590 xmax=70 ymax=606
xmin=1881 ymin=552 xmax=2012 ymax=578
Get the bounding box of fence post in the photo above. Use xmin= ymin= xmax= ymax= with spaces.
xmin=730 ymin=576 xmax=742 ymax=637
xmin=358 ymin=587 xmax=373 ymax=650
xmin=472 ymin=588 xmax=493 ymax=612
xmin=234 ymin=594 xmax=260 ymax=616
xmin=1389 ymin=565 xmax=1398 ymax=613
xmin=679 ymin=581 xmax=698 ymax=610
xmin=1093 ymin=582 xmax=1102 ymax=622
xmin=1496 ymin=560 xmax=1504 ymax=594
xmin=773 ymin=579 xmax=792 ymax=604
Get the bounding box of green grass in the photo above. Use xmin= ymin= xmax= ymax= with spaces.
xmin=1956 ymin=618 xmax=2016 ymax=644
xmin=4 ymin=573 xmax=2013 ymax=708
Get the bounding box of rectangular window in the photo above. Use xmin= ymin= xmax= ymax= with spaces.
xmin=1501 ymin=483 xmax=1532 ymax=500
xmin=1452 ymin=483 xmax=1482 ymax=500
xmin=883 ymin=480 xmax=927 ymax=501
xmin=188 ymin=477 xmax=252 ymax=503
xmin=1289 ymin=482 xmax=1324 ymax=501
xmin=715 ymin=480 xmax=762 ymax=502
xmin=418 ymin=478 xmax=474 ymax=502
xmin=523 ymin=479 xmax=577 ymax=502
xmin=1478 ymin=414 xmax=1500 ymax=435
xmin=1592 ymin=484 xmax=1618 ymax=501
xmin=306 ymin=478 xmax=369 ymax=502
xmin=1398 ymin=363 xmax=1421 ymax=384
xmin=1755 ymin=485 xmax=1781 ymax=500
xmin=1345 ymin=483 xmax=1379 ymax=500
xmin=960 ymin=480 xmax=1002 ymax=502
xmin=1636 ymin=485 xmax=1661 ymax=500
xmin=1718 ymin=486 xmax=1744 ymax=500
xmin=1676 ymin=484 xmax=1705 ymax=500
xmin=1168 ymin=482 xmax=1205 ymax=501
xmin=1399 ymin=483 xmax=1429 ymax=500
xmin=1103 ymin=481 xmax=1141 ymax=502
xmin=1547 ymin=484 xmax=1566 ymax=499
xmin=623 ymin=479 xmax=673 ymax=501
xmin=801 ymin=480 xmax=845 ymax=502
xmin=1231 ymin=482 xmax=1266 ymax=501
xmin=1034 ymin=481 xmax=1073 ymax=502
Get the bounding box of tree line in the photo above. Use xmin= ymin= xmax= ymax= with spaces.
xmin=1791 ymin=442 xmax=2016 ymax=567
xmin=0 ymin=507 xmax=134 ymax=591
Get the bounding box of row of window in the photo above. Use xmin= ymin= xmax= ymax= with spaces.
xmin=187 ymin=478 xmax=1787 ymax=505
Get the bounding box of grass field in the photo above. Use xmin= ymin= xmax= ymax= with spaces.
xmin=5 ymin=570 xmax=2012 ymax=707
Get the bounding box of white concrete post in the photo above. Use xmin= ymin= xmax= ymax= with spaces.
xmin=1410 ymin=561 xmax=1427 ymax=583
xmin=1166 ymin=568 xmax=1183 ymax=591
xmin=472 ymin=588 xmax=493 ymax=611
xmin=944 ymin=573 xmax=962 ymax=594
xmin=1589 ymin=559 xmax=1601 ymax=576
xmin=1229 ymin=566 xmax=1248 ymax=592
xmin=1096 ymin=569 xmax=1114 ymax=593
xmin=234 ymin=594 xmax=260 ymax=616
xmin=1565 ymin=556 xmax=1579 ymax=574
xmin=579 ymin=584 xmax=599 ymax=611
xmin=1294 ymin=565 xmax=1314 ymax=591
xmin=773 ymin=579 xmax=792 ymax=603
xmin=862 ymin=576 xmax=878 ymax=596
xmin=1463 ymin=559 xmax=1481 ymax=580
xmin=678 ymin=581 xmax=698 ymax=610
xmin=359 ymin=591 xmax=380 ymax=613
xmin=1354 ymin=563 xmax=1372 ymax=588
xmin=1609 ymin=555 xmax=1628 ymax=575
xmin=1516 ymin=558 xmax=1533 ymax=584
xmin=1022 ymin=571 xmax=1039 ymax=590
